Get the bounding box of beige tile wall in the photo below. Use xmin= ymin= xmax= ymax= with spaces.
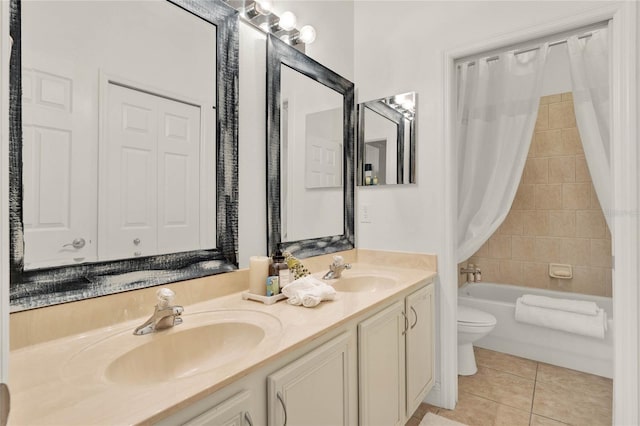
xmin=462 ymin=93 xmax=612 ymax=297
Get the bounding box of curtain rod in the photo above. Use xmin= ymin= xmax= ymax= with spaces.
xmin=462 ymin=31 xmax=596 ymax=67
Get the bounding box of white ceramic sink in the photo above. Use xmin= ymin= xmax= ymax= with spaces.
xmin=62 ymin=310 xmax=282 ymax=386
xmin=332 ymin=275 xmax=398 ymax=293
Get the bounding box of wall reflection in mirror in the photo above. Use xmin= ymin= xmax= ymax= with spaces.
xmin=21 ymin=1 xmax=217 ymax=270
xmin=358 ymin=92 xmax=417 ymax=186
xmin=280 ymin=65 xmax=344 ymax=242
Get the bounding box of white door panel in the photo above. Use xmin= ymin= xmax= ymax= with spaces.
xmin=22 ymin=64 xmax=95 ymax=268
xmin=157 ymin=97 xmax=200 ymax=254
xmin=104 ymin=84 xmax=158 ymax=260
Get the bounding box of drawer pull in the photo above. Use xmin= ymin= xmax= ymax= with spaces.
xmin=410 ymin=306 xmax=418 ymax=329
xmin=401 ymin=311 xmax=409 ymax=335
xmin=277 ymin=391 xmax=288 ymax=426
xmin=244 ymin=411 xmax=253 ymax=426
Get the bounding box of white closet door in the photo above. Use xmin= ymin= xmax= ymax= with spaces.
xmin=104 ymin=83 xmax=159 ymax=260
xmin=21 ymin=62 xmax=96 ymax=268
xmin=103 ymin=83 xmax=201 ymax=260
xmin=157 ymin=96 xmax=200 ymax=254
xmin=305 ymin=137 xmax=342 ymax=188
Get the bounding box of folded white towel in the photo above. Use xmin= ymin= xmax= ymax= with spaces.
xmin=521 ymin=294 xmax=600 ymax=316
xmin=282 ymin=275 xmax=336 ymax=308
xmin=515 ymin=297 xmax=607 ymax=339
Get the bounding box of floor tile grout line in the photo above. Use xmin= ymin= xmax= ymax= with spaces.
xmin=529 ymin=362 xmax=540 ymax=426
xmin=474 ymin=363 xmax=538 ymax=383
xmin=458 ymin=389 xmax=532 ymax=415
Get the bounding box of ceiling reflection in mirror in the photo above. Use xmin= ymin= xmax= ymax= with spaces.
xmin=10 ymin=0 xmax=239 ymax=311
xmin=280 ymin=65 xmax=344 ymax=242
xmin=358 ymin=92 xmax=417 ymax=186
xmin=21 ymin=1 xmax=217 ymax=270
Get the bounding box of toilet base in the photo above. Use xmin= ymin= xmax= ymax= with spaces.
xmin=458 ymin=342 xmax=477 ymax=376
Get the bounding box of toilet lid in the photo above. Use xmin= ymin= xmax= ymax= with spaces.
xmin=458 ymin=305 xmax=496 ymax=326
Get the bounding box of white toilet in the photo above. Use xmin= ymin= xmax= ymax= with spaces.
xmin=457 ymin=305 xmax=497 ymax=376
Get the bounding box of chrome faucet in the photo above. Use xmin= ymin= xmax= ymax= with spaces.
xmin=133 ymin=288 xmax=184 ymax=335
xmin=323 ymin=255 xmax=352 ymax=279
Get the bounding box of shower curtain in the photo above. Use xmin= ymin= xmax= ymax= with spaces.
xmin=457 ymin=45 xmax=549 ymax=262
xmin=567 ymin=27 xmax=612 ymax=231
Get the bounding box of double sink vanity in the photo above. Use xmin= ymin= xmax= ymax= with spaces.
xmin=9 ymin=250 xmax=436 ymax=425
xmin=5 ymin=1 xmax=434 ymax=424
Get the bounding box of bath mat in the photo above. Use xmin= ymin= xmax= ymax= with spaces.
xmin=419 ymin=412 xmax=468 ymax=426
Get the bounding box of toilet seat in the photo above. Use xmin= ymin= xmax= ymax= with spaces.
xmin=458 ymin=305 xmax=496 ymax=327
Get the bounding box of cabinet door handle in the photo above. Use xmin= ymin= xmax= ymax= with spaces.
xmin=401 ymin=311 xmax=409 ymax=335
xmin=244 ymin=411 xmax=253 ymax=426
xmin=410 ymin=306 xmax=418 ymax=329
xmin=277 ymin=391 xmax=288 ymax=426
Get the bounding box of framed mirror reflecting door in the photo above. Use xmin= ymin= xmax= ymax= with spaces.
xmin=9 ymin=0 xmax=240 ymax=310
xmin=266 ymin=34 xmax=355 ymax=258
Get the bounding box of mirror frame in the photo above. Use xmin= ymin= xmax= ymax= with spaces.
xmin=9 ymin=0 xmax=240 ymax=311
xmin=266 ymin=34 xmax=355 ymax=258
xmin=357 ymin=92 xmax=417 ymax=186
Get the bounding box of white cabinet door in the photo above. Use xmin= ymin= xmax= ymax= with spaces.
xmin=267 ymin=332 xmax=357 ymax=426
xmin=405 ymin=284 xmax=435 ymax=418
xmin=358 ymin=300 xmax=406 ymax=426
xmin=184 ymin=390 xmax=253 ymax=426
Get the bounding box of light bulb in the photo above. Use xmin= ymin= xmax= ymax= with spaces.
xmin=278 ymin=11 xmax=297 ymax=31
xmin=255 ymin=0 xmax=272 ymax=15
xmin=298 ymin=25 xmax=316 ymax=44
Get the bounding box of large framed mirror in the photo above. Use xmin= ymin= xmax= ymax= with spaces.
xmin=357 ymin=92 xmax=417 ymax=186
xmin=266 ymin=34 xmax=355 ymax=258
xmin=9 ymin=0 xmax=239 ymax=311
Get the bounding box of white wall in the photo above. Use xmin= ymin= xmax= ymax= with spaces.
xmin=238 ymin=1 xmax=354 ymax=266
xmin=542 ymin=43 xmax=572 ymax=96
xmin=353 ymin=0 xmax=616 ymax=406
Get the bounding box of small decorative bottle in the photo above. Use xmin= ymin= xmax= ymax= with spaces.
xmin=365 ymin=163 xmax=372 ymax=185
xmin=269 ymin=244 xmax=291 ymax=292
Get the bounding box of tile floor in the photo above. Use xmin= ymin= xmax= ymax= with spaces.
xmin=406 ymin=347 xmax=613 ymax=426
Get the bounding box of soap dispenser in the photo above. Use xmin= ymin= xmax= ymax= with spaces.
xmin=270 ymin=244 xmax=291 ymax=291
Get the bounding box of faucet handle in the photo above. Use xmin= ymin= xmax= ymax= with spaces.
xmin=156 ymin=288 xmax=175 ymax=308
xmin=332 ymin=255 xmax=344 ymax=266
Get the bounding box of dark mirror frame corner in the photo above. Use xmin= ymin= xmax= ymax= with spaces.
xmin=265 ymin=34 xmax=355 ymax=259
xmin=8 ymin=0 xmax=240 ymax=311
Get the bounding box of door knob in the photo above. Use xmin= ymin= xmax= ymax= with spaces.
xmin=63 ymin=238 xmax=86 ymax=249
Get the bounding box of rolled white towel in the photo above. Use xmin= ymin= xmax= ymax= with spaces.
xmin=515 ymin=297 xmax=607 ymax=339
xmin=287 ymin=295 xmax=302 ymax=306
xmin=302 ymin=294 xmax=322 ymax=308
xmin=521 ymin=294 xmax=600 ymax=316
xmin=282 ymin=275 xmax=336 ymax=307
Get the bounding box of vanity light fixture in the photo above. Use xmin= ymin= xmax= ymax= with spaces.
xmin=231 ymin=1 xmax=317 ymax=51
xmin=277 ymin=11 xmax=297 ymax=31
xmin=243 ymin=0 xmax=272 ymax=19
xmin=297 ymin=25 xmax=317 ymax=44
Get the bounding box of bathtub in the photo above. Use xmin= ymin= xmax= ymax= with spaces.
xmin=458 ymin=282 xmax=613 ymax=378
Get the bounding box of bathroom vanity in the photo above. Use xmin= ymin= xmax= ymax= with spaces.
xmin=8 ymin=250 xmax=436 ymax=425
